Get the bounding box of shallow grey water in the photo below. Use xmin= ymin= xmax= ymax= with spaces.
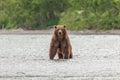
xmin=0 ymin=35 xmax=120 ymax=80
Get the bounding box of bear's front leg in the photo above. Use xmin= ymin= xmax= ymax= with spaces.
xmin=49 ymin=47 xmax=57 ymax=60
xmin=57 ymin=48 xmax=63 ymax=59
xmin=61 ymin=41 xmax=67 ymax=59
xmin=64 ymin=48 xmax=69 ymax=59
xmin=58 ymin=53 xmax=63 ymax=59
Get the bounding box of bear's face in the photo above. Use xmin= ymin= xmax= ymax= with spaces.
xmin=54 ymin=25 xmax=66 ymax=38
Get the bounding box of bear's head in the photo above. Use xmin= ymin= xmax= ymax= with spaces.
xmin=53 ymin=25 xmax=67 ymax=40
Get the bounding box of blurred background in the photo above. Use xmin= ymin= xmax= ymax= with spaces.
xmin=0 ymin=0 xmax=120 ymax=30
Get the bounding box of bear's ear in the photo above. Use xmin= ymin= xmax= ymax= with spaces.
xmin=64 ymin=25 xmax=66 ymax=28
xmin=54 ymin=25 xmax=57 ymax=29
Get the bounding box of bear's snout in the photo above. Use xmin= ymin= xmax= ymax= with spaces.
xmin=58 ymin=29 xmax=62 ymax=36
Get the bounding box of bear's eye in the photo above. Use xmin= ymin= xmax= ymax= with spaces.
xmin=62 ymin=29 xmax=66 ymax=34
xmin=62 ymin=29 xmax=65 ymax=31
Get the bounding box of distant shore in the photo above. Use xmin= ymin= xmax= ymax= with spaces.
xmin=0 ymin=29 xmax=120 ymax=35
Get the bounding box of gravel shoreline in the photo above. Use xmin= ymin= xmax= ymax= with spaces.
xmin=0 ymin=29 xmax=120 ymax=35
xmin=0 ymin=35 xmax=120 ymax=80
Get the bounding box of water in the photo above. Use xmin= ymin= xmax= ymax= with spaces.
xmin=0 ymin=35 xmax=120 ymax=80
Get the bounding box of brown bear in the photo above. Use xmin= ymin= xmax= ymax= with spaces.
xmin=49 ymin=25 xmax=72 ymax=60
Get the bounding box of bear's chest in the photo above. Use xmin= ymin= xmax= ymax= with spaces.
xmin=54 ymin=40 xmax=66 ymax=48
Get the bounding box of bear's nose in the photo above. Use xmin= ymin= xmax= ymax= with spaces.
xmin=59 ymin=32 xmax=62 ymax=35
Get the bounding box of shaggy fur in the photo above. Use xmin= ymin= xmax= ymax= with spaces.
xmin=49 ymin=25 xmax=72 ymax=60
